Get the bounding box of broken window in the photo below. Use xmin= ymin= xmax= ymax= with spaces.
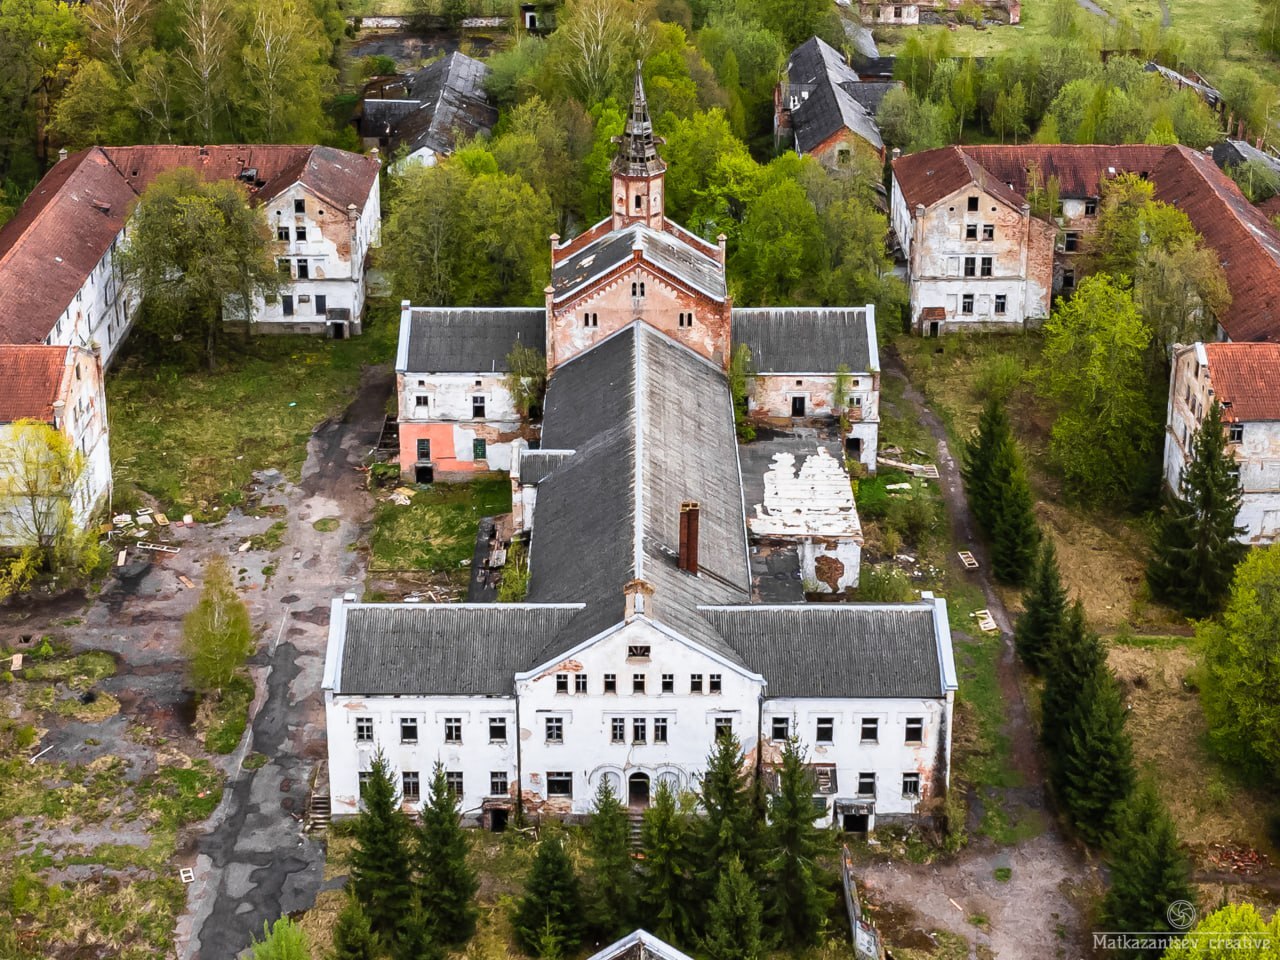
xmin=1085 ymin=198 xmax=1098 ymax=216
xmin=611 ymin=717 xmax=626 ymax=742
xmin=654 ymin=718 xmax=668 ymax=743
xmin=277 ymin=257 xmax=291 ymax=277
xmin=709 ymin=674 xmax=722 ymax=694
xmin=358 ymin=771 xmax=372 ymax=797
xmin=628 ymin=645 xmax=651 ymax=660
xmin=771 ymin=717 xmax=790 ymax=740
xmin=472 ymin=438 xmax=488 ymax=460
xmin=857 ymin=772 xmax=876 ymax=797
xmin=414 ymin=396 xmax=429 ymax=410
xmin=545 ymin=717 xmax=564 ymax=742
xmin=444 ymin=717 xmax=462 ymax=743
xmin=316 ymin=295 xmax=327 ymax=316
xmin=633 ymin=719 xmax=647 ymax=743
xmin=575 ymin=674 xmax=588 ymax=694
xmin=982 ymin=224 xmax=994 ymax=241
xmin=961 ymin=294 xmax=975 ymax=315
xmin=965 ymin=224 xmax=978 ymax=241
xmin=356 ymin=717 xmax=373 ymax=742
xmin=714 ymin=717 xmax=733 ymax=739
xmin=490 ymin=771 xmax=508 ymax=795
xmin=294 ymin=198 xmax=305 ymax=214
xmin=489 ymin=717 xmax=507 ymax=742
xmin=1062 ymin=268 xmax=1075 ymax=290
xmin=661 ymin=674 xmax=674 ymax=693
xmin=296 ymin=259 xmax=309 ymax=280
xmin=400 ymin=718 xmax=418 ymax=744
xmin=556 ymin=674 xmax=569 ymax=693
xmin=634 ymin=194 xmax=643 ymax=210
xmin=980 ymin=256 xmax=992 ymax=277
xmin=860 ymin=718 xmax=879 ymax=743
xmin=294 ymin=226 xmax=306 ymax=242
xmin=1064 ymin=231 xmax=1080 ymax=252
xmin=547 ymin=772 xmax=573 ymax=797
xmin=1229 ymin=423 xmax=1244 ymax=443
xmin=816 ymin=717 xmax=834 ymax=744
xmin=277 ymin=226 xmax=290 ymax=241
xmin=902 ymin=773 xmax=921 ymax=798
xmin=403 ymin=771 xmax=421 ymax=802
xmin=445 ymin=771 xmax=463 ymax=797
xmin=690 ymin=673 xmax=703 ymax=694
xmin=837 ymin=148 xmax=851 ymax=165
xmin=905 ymin=717 xmax=924 ymax=744
xmin=994 ymin=295 xmax=1007 ymax=315
xmin=604 ymin=673 xmax=617 ymax=694
xmin=963 ymin=257 xmax=976 ymax=277
xmin=967 ymin=196 xmax=979 ymax=211
xmin=472 ymin=396 xmax=486 ymax=418
xmin=632 ymin=673 xmax=646 ymax=694
xmin=416 ymin=439 xmax=431 ymax=461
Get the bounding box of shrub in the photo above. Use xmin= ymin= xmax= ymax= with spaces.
xmin=857 ymin=564 xmax=916 ymax=602
xmin=973 ymin=354 xmax=1023 ymax=403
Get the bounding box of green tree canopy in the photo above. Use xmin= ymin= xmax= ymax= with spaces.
xmin=700 ymin=851 xmax=765 ymax=960
xmin=414 ymin=763 xmax=478 ymax=945
xmin=249 ymin=918 xmax=312 ymax=960
xmin=1162 ymin=903 xmax=1280 ymax=958
xmin=1015 ymin=539 xmax=1068 ymax=673
xmin=182 ymin=553 xmax=254 ymax=694
xmin=350 ymin=750 xmax=414 ymax=944
xmin=765 ymin=740 xmax=832 ymax=947
xmin=584 ymin=775 xmax=638 ymax=939
xmin=514 ymin=833 xmax=585 ymax=956
xmin=639 ymin=779 xmax=695 ymax=945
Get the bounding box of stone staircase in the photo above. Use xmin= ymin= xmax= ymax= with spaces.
xmin=306 ymin=760 xmax=331 ymax=834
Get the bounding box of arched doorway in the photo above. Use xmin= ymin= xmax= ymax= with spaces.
xmin=628 ymin=772 xmax=651 ymax=808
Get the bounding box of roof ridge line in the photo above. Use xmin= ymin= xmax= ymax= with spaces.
xmin=632 ymin=321 xmax=647 ymax=582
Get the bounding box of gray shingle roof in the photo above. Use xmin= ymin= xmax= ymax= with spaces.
xmin=359 ymin=51 xmax=497 ymax=158
xmin=783 ymin=37 xmax=884 ymax=155
xmin=335 ymin=603 xmax=586 ymax=695
xmin=731 ymin=308 xmax=876 ymax=373
xmin=552 ymin=225 xmax=726 ymax=302
xmin=518 ymin=449 xmax=575 ymax=484
xmin=700 ymin=604 xmax=948 ymax=698
xmin=399 ymin=308 xmax=546 ymax=373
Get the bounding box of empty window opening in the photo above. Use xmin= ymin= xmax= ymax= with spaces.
xmin=611 ymin=717 xmax=626 ymax=742
xmin=965 ymin=224 xmax=978 ymax=240
xmin=1064 ymin=232 xmax=1080 ymax=252
xmin=633 ymin=719 xmax=647 ymax=743
xmin=661 ymin=673 xmax=674 ymax=693
xmin=400 ymin=718 xmax=418 ymax=744
xmin=857 ymin=772 xmax=876 ymax=797
xmin=296 ymin=259 xmax=309 ymax=280
xmin=1085 ymin=198 xmax=1098 ymax=216
xmin=654 ymin=717 xmax=668 ymax=743
xmin=860 ymin=718 xmax=879 ymax=743
xmin=628 ymin=645 xmax=651 ymax=660
xmin=690 ymin=673 xmax=703 ymax=694
xmin=709 ymin=674 xmax=722 ymax=694
xmin=472 ymin=395 xmax=486 ymax=418
xmin=604 ymin=673 xmax=617 ymax=693
xmin=489 ymin=717 xmax=507 ymax=742
xmin=961 ymin=294 xmax=975 ymax=315
xmin=994 ymin=295 xmax=1007 ymax=315
xmin=791 ymin=396 xmax=806 ymax=417
xmin=714 ymin=717 xmax=733 ymax=739
xmin=444 ymin=717 xmax=462 ymax=743
xmin=816 ymin=717 xmax=834 ymax=744
xmin=277 ymin=226 xmax=290 ymax=241
xmin=282 ymin=295 xmax=294 ymax=316
xmin=1229 ymin=423 xmax=1244 ymax=443
xmin=982 ymin=223 xmax=994 ymax=240
xmin=963 ymin=257 xmax=976 ymax=277
xmin=902 ymin=773 xmax=921 ymax=798
xmin=633 ymin=673 xmax=646 ymax=694
xmin=771 ymin=717 xmax=790 ymax=740
xmin=575 ymin=674 xmax=588 ymax=694
xmin=555 ymin=673 xmax=569 ymax=693
xmin=980 ymin=257 xmax=992 ymax=277
xmin=403 ymin=771 xmax=421 ymax=802
xmin=547 ymin=772 xmax=573 ymax=797
xmin=445 ymin=771 xmax=463 ymax=797
xmin=634 ymin=194 xmax=643 ymax=210
xmin=967 ymin=196 xmax=979 ymax=211
xmin=295 ymin=226 xmax=306 ymax=241
xmin=905 ymin=717 xmax=924 ymax=744
xmin=490 ymin=771 xmax=508 ymax=796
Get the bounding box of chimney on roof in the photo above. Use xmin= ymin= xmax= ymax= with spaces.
xmin=891 ymin=147 xmax=901 ymax=161
xmin=57 ymin=147 xmax=68 ymax=163
xmin=678 ymin=501 xmax=700 ymax=575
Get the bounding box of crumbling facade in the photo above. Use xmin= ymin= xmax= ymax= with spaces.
xmin=338 ymin=68 xmax=956 ymax=833
xmin=1165 ymin=342 xmax=1280 ymax=542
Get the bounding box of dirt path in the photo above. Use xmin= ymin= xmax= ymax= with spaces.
xmin=866 ymin=351 xmax=1093 ymax=958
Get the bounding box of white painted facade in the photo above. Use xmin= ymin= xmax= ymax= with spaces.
xmin=40 ymin=231 xmax=137 ymax=368
xmin=323 ymin=596 xmax=958 ymax=830
xmin=1164 ymin=342 xmax=1280 ymax=543
xmin=749 ymin=372 xmax=880 ymax=473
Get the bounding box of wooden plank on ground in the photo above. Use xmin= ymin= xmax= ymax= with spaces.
xmin=958 ymin=550 xmax=979 ymax=570
xmin=138 ymin=542 xmax=180 ymax=554
xmin=974 ymin=609 xmax=998 ymax=632
xmin=178 ymin=575 xmax=196 ymax=589
xmin=117 ymin=549 xmax=128 ymax=567
xmin=155 ymin=513 xmax=170 ymax=526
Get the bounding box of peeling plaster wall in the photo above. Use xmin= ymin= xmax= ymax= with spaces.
xmin=763 ymin=695 xmax=951 ymax=825
xmin=805 ymin=129 xmax=885 ymax=167
xmin=750 ymin=373 xmax=880 ymax=471
xmin=42 ymin=227 xmax=137 ymax=367
xmin=549 ymin=265 xmax=730 ymax=369
xmin=325 ymin=694 xmax=518 ymax=818
xmin=1166 ymin=344 xmax=1280 ymax=543
xmin=859 ymin=3 xmax=921 ymax=24
xmin=800 ymin=538 xmax=861 ymax=592
xmin=397 ymin=372 xmax=526 ymax=476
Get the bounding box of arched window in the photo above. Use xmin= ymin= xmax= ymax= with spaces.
xmin=639 ymin=282 xmax=646 ymax=297
xmin=634 ymin=194 xmax=643 ymax=210
xmin=631 ymin=282 xmax=637 ymax=297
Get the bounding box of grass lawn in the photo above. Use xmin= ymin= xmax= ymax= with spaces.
xmin=368 ymin=476 xmax=512 ymax=575
xmin=107 ymin=306 xmax=398 ymax=519
xmin=1105 ymin=636 xmax=1279 ymax=869
xmin=0 ymin=645 xmax=225 ymax=960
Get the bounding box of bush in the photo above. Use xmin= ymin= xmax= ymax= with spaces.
xmin=854 ymin=470 xmax=911 ymax=521
xmin=885 ymin=480 xmax=939 ymax=547
xmin=498 ymin=539 xmax=530 ymax=602
xmin=972 ymin=354 xmax=1023 ymax=403
xmin=203 ymin=673 xmax=255 ymax=754
xmin=857 ymin=564 xmax=916 ymax=602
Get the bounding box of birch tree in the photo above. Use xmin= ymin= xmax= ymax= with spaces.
xmin=0 ymin=419 xmax=87 ymax=569
xmin=175 ymin=0 xmax=232 ymax=142
xmin=82 ymin=0 xmax=154 ymax=78
xmin=241 ymin=1 xmax=330 ymax=142
xmin=182 ymin=553 xmax=254 ymax=693
xmin=551 ymin=0 xmax=644 ymax=104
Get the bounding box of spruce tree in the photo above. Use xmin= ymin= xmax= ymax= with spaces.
xmin=698 ymin=733 xmax=759 ymax=900
xmin=349 ymin=750 xmax=413 ymax=944
xmin=989 ymin=437 xmax=1040 ymax=585
xmin=330 ymin=892 xmax=377 ymax=960
xmin=394 ymin=904 xmax=442 ymax=960
xmin=1147 ymin=400 xmax=1247 ymax=617
xmin=962 ymin=396 xmax=1013 ymax=533
xmin=1101 ymin=783 xmax=1195 ymax=946
xmin=513 ymin=833 xmax=585 ymax=956
xmin=414 ymin=763 xmax=478 ymax=945
xmin=639 ymin=779 xmax=695 ymax=946
xmin=1057 ymin=665 xmax=1135 ymax=847
xmin=700 ymin=853 xmax=765 ymax=960
xmin=1015 ymin=540 xmax=1068 ymax=672
xmin=765 ymin=740 xmax=833 ymax=948
xmin=1040 ymin=601 xmax=1104 ymax=770
xmin=585 ymin=775 xmax=638 ymax=939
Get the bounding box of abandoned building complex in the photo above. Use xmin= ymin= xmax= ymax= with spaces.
xmin=891 ymin=144 xmax=1280 ymax=339
xmin=1166 ymin=342 xmax=1280 ymax=543
xmin=356 ymin=51 xmax=497 ymax=170
xmin=856 ymin=0 xmax=1020 ymax=26
xmin=774 ymin=37 xmax=896 ymax=166
xmin=326 ymin=69 xmax=955 ymax=831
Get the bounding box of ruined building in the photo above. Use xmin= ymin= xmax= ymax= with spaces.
xmin=327 ymin=68 xmax=956 ymax=833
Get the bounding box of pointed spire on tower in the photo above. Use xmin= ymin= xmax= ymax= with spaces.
xmin=613 ymin=61 xmax=666 ymax=177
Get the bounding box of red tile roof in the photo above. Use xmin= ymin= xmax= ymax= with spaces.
xmin=0 ymin=344 xmax=68 ymax=423
xmin=892 ymin=144 xmax=1280 ymax=343
xmin=0 ymin=145 xmax=380 ymax=347
xmin=1203 ymin=342 xmax=1280 ymax=421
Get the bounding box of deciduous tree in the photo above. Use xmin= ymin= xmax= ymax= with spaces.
xmin=1147 ymin=400 xmax=1246 ymax=617
xmin=182 ymin=554 xmax=254 ymax=693
xmin=1163 ymin=903 xmax=1280 ymax=958
xmin=0 ymin=420 xmax=96 ymax=576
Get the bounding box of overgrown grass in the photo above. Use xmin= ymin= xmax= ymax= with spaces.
xmin=108 ymin=306 xmax=397 ymax=518
xmin=249 ymin=520 xmax=289 ymax=551
xmin=201 ymin=673 xmax=255 ymax=754
xmin=369 ymin=476 xmax=512 ymax=574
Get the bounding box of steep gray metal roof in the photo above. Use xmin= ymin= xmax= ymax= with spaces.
xmin=700 ymin=604 xmax=946 ymax=698
xmin=783 ymin=37 xmax=884 ymax=155
xmin=732 ymin=308 xmax=875 ymax=373
xmin=360 ymin=51 xmax=497 ymax=158
xmin=552 ymin=225 xmax=726 ymax=302
xmin=518 ymin=449 xmax=575 ymax=484
xmin=336 ymin=603 xmax=585 ymax=695
xmin=525 ymin=324 xmax=750 ymax=655
xmin=400 ymin=308 xmax=545 ymax=373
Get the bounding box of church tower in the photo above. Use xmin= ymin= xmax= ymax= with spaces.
xmin=612 ymin=63 xmax=666 ymax=231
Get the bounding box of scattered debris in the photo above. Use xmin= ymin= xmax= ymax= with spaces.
xmin=178 ymin=575 xmax=196 ymax=589
xmin=112 ymin=514 xmax=133 ymax=525
xmin=136 ymin=507 xmax=154 ymax=516
xmin=183 ymin=514 xmax=195 ymax=525
xmin=877 ymin=455 xmax=940 ymax=479
xmin=155 ymin=513 xmax=170 ymax=526
xmin=1205 ymin=843 xmax=1270 ymax=875
xmin=136 ymin=514 xmax=154 ymax=526
xmin=138 ymin=542 xmax=180 ymax=554
xmin=179 ymin=868 xmax=195 ymax=883
xmin=973 ymin=609 xmax=998 ymax=632
xmin=238 ymin=541 xmax=252 ymax=553
xmin=117 ymin=549 xmax=128 ymax=567
xmin=958 ymin=550 xmax=979 ymax=570
xmin=885 ymin=482 xmax=912 ymax=491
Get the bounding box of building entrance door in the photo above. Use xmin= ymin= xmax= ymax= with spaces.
xmin=628 ymin=772 xmax=651 ymax=808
